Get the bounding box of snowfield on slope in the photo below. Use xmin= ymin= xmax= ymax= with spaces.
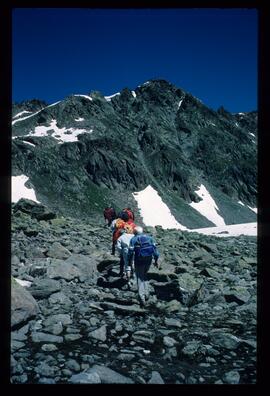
xmin=189 ymin=184 xmax=226 ymax=226
xmin=12 ymin=175 xmax=40 ymax=203
xmin=133 ymin=184 xmax=257 ymax=237
xmin=133 ymin=185 xmax=187 ymax=230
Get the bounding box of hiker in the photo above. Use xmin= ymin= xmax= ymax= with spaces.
xmin=110 ymin=212 xmax=129 ymax=255
xmin=103 ymin=206 xmax=116 ymax=227
xmin=128 ymin=226 xmax=160 ymax=306
xmin=116 ymin=228 xmax=135 ymax=280
xmin=122 ymin=207 xmax=135 ymax=221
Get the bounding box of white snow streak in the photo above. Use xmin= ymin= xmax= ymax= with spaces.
xmin=75 ymin=117 xmax=85 ymax=122
xmin=22 ymin=141 xmax=36 ymax=147
xmin=14 ymin=278 xmax=32 ymax=288
xmin=189 ymin=184 xmax=226 ymax=226
xmin=74 ymin=94 xmax=93 ymax=101
xmin=190 ymin=222 xmax=257 ymax=237
xmin=12 ymin=175 xmax=40 ymax=203
xmin=238 ymin=201 xmax=257 ymax=214
xmin=13 ymin=110 xmax=32 ymax=119
xmin=12 ymin=101 xmax=61 ymax=125
xmin=131 ymin=91 xmax=136 ymax=98
xmin=104 ymin=93 xmax=120 ymax=101
xmin=249 ymin=133 xmax=255 ymax=137
xmin=178 ymin=99 xmax=183 ymax=109
xmin=132 ymin=185 xmax=187 ymax=230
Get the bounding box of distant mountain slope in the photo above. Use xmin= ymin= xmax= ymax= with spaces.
xmin=12 ymin=79 xmax=257 ymax=228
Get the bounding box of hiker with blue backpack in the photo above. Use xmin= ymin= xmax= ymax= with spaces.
xmin=128 ymin=226 xmax=160 ymax=306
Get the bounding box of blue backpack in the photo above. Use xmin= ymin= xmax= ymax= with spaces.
xmin=135 ymin=235 xmax=156 ymax=258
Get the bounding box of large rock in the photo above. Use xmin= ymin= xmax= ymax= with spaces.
xmin=43 ymin=314 xmax=72 ymax=327
xmin=88 ymin=364 xmax=134 ymax=384
xmin=47 ymin=259 xmax=82 ymax=281
xmin=88 ymin=325 xmax=107 ymax=342
xmin=65 ymin=254 xmax=98 ymax=282
xmin=13 ymin=198 xmax=56 ymax=221
xmin=69 ymin=372 xmax=101 ymax=384
xmin=11 ymin=278 xmax=39 ymax=328
xmin=46 ymin=242 xmax=71 ymax=259
xmin=209 ymin=330 xmax=241 ymax=350
xmin=31 ymin=332 xmax=64 ymax=343
xmin=148 ymin=371 xmax=165 ymax=384
xmin=29 ymin=278 xmax=61 ymax=298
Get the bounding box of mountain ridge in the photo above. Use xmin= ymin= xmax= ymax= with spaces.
xmin=12 ymin=79 xmax=257 ymax=229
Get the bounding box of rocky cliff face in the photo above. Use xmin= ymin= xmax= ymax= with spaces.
xmin=12 ymin=79 xmax=257 ymax=227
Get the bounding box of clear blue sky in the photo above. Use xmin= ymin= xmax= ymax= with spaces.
xmin=12 ymin=8 xmax=258 ymax=113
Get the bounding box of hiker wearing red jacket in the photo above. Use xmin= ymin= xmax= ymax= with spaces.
xmin=103 ymin=207 xmax=116 ymax=227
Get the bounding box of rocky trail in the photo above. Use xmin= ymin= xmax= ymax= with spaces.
xmin=11 ymin=199 xmax=257 ymax=384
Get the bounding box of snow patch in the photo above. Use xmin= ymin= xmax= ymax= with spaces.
xmin=238 ymin=201 xmax=257 ymax=214
xmin=75 ymin=117 xmax=85 ymax=122
xmin=16 ymin=119 xmax=92 ymax=144
xmin=131 ymin=91 xmax=136 ymax=98
xmin=249 ymin=133 xmax=255 ymax=137
xmin=189 ymin=184 xmax=226 ymax=226
xmin=209 ymin=122 xmax=216 ymax=126
xmin=13 ymin=110 xmax=32 ymax=119
xmin=178 ymin=99 xmax=183 ymax=109
xmin=74 ymin=94 xmax=93 ymax=101
xmin=190 ymin=222 xmax=257 ymax=237
xmin=12 ymin=175 xmax=40 ymax=203
xmin=104 ymin=93 xmax=120 ymax=101
xmin=22 ymin=141 xmax=36 ymax=147
xmin=14 ymin=278 xmax=32 ymax=288
xmin=132 ymin=185 xmax=187 ymax=230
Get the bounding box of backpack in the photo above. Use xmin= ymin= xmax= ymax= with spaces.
xmin=113 ymin=219 xmax=126 ymax=241
xmin=115 ymin=218 xmax=125 ymax=229
xmin=135 ymin=235 xmax=156 ymax=257
xmin=124 ymin=222 xmax=135 ymax=234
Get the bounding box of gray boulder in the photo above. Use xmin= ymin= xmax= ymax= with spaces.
xmin=11 ymin=278 xmax=39 ymax=328
xmin=13 ymin=198 xmax=56 ymax=221
xmin=148 ymin=371 xmax=165 ymax=384
xmin=46 ymin=242 xmax=71 ymax=259
xmin=69 ymin=372 xmax=101 ymax=384
xmin=29 ymin=278 xmax=61 ymax=298
xmin=47 ymin=259 xmax=81 ymax=281
xmin=88 ymin=364 xmax=134 ymax=384
xmin=88 ymin=325 xmax=107 ymax=342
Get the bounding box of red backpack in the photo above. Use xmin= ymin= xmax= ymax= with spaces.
xmin=113 ymin=219 xmax=126 ymax=242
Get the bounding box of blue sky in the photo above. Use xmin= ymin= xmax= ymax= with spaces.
xmin=12 ymin=8 xmax=258 ymax=113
